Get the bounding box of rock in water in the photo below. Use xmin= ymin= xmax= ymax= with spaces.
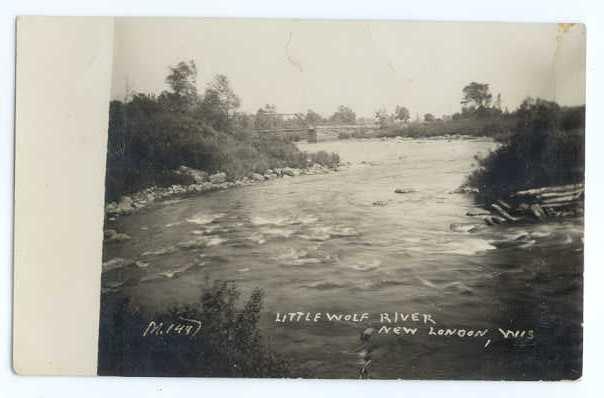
xmin=281 ymin=167 xmax=302 ymax=177
xmin=105 ymin=202 xmax=119 ymax=214
xmin=102 ymin=257 xmax=134 ymax=272
xmin=116 ymin=196 xmax=134 ymax=214
xmin=394 ymin=188 xmax=416 ymax=194
xmin=104 ymin=229 xmax=118 ymax=239
xmin=450 ymin=223 xmax=478 ymax=233
xmin=250 ymin=173 xmax=265 ymax=182
xmin=176 ymin=165 xmax=209 ymax=183
xmin=209 ymin=172 xmax=227 ymax=184
xmin=104 ymin=229 xmax=131 ymax=243
xmin=451 ymin=186 xmax=479 ymax=194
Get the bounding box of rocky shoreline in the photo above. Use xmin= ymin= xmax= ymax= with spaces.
xmin=105 ymin=163 xmax=338 ymax=220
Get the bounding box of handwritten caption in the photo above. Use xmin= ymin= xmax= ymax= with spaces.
xmin=142 ymin=316 xmax=202 ymax=337
xmin=274 ymin=311 xmax=535 ymax=347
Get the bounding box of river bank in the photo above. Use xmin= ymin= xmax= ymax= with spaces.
xmin=104 ymin=163 xmax=339 ymax=221
xmin=104 ymin=133 xmax=490 ymax=222
xmin=99 ymin=136 xmax=582 ymax=379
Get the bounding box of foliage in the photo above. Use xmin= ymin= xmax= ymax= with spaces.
xmin=305 ymin=109 xmax=323 ymax=125
xmin=197 ymin=74 xmax=241 ymax=131
xmin=466 ymin=100 xmax=585 ymax=203
xmin=368 ymin=81 xmax=585 ymax=205
xmin=330 ymin=105 xmax=356 ymax=124
xmin=374 ymin=108 xmax=392 ymax=128
xmin=395 ymin=105 xmax=410 ymax=122
xmin=375 ymin=115 xmax=517 ymax=141
xmin=98 ymin=281 xmax=293 ymax=377
xmin=160 ymin=60 xmax=198 ymax=113
xmin=165 ymin=60 xmax=198 ymax=98
xmin=254 ymin=104 xmax=279 ymax=130
xmin=461 ymin=82 xmax=493 ymax=112
xmin=104 ymin=61 xmax=339 ymax=201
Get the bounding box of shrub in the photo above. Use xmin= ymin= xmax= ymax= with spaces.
xmin=104 ymin=64 xmax=342 ymax=202
xmin=98 ymin=281 xmax=293 ymax=377
xmin=466 ymin=101 xmax=584 ymax=203
xmin=104 ymin=98 xmax=340 ymax=201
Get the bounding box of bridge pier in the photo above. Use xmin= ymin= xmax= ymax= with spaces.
xmin=307 ymin=129 xmax=318 ymax=143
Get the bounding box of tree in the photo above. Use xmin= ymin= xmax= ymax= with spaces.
xmin=107 ymin=100 xmax=128 ymax=158
xmin=424 ymin=113 xmax=435 ymax=122
xmin=461 ymin=82 xmax=493 ymax=111
xmin=466 ymin=98 xmax=584 ymax=203
xmin=394 ymin=106 xmax=410 ymax=122
xmin=374 ymin=108 xmax=392 ymax=128
xmin=232 ymin=112 xmax=254 ymax=131
xmin=516 ymin=97 xmax=561 ymax=131
xmin=198 ymin=74 xmax=241 ymax=131
xmin=494 ymin=93 xmax=503 ymax=111
xmin=330 ymin=105 xmax=356 ymax=124
xmin=254 ymin=104 xmax=279 ymax=130
xmin=305 ymin=109 xmax=323 ymax=126
xmin=207 ymin=74 xmax=241 ymax=119
xmin=160 ymin=60 xmax=198 ymax=112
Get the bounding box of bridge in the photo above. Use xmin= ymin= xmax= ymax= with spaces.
xmin=251 ymin=112 xmax=379 ymax=142
xmin=253 ymin=122 xmax=379 ymax=142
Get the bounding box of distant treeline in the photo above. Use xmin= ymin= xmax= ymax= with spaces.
xmin=373 ymin=116 xmax=517 ymax=141
xmin=372 ymin=82 xmax=517 ymax=140
xmin=250 ymin=104 xmax=358 ymax=131
xmin=105 ymin=60 xmax=339 ymax=201
xmin=368 ymin=81 xmax=585 ymax=205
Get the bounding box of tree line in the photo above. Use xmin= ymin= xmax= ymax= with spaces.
xmin=105 ymin=60 xmax=339 ymax=201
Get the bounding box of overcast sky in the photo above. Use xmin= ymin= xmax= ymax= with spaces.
xmin=111 ymin=18 xmax=585 ymax=118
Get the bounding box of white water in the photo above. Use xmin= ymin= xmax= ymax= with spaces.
xmin=102 ymin=137 xmax=583 ymax=379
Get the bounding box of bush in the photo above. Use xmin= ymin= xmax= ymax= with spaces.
xmin=105 ymin=98 xmax=340 ymax=201
xmin=98 ymin=281 xmax=293 ymax=377
xmin=466 ymin=101 xmax=584 ymax=203
xmin=103 ymin=64 xmax=342 ymax=202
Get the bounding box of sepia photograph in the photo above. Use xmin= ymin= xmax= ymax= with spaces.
xmin=97 ymin=18 xmax=585 ymax=380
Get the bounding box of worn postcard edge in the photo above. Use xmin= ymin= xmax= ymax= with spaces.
xmin=12 ymin=16 xmax=113 ymax=376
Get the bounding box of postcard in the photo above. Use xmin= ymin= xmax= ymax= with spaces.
xmin=13 ymin=17 xmax=585 ymax=380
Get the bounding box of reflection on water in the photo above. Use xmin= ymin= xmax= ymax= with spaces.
xmin=101 ymin=138 xmax=582 ymax=379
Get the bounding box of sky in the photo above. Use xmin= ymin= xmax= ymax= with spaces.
xmin=110 ymin=18 xmax=585 ymax=118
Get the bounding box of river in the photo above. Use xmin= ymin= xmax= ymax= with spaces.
xmin=100 ymin=137 xmax=583 ymax=380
